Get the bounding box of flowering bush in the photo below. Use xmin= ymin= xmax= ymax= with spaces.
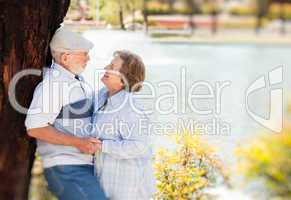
xmin=237 ymin=126 xmax=291 ymax=199
xmin=154 ymin=130 xmax=228 ymax=200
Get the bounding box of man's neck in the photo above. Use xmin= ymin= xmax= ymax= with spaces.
xmin=54 ymin=61 xmax=77 ymax=75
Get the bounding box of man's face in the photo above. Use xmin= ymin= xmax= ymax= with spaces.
xmin=62 ymin=51 xmax=90 ymax=74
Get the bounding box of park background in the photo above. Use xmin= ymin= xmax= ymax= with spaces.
xmin=0 ymin=0 xmax=291 ymax=200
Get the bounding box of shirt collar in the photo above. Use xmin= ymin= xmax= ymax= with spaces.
xmin=52 ymin=62 xmax=76 ymax=80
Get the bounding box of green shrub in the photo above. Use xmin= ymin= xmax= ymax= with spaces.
xmin=201 ymin=3 xmax=221 ymax=15
xmin=228 ymin=6 xmax=255 ymax=16
xmin=146 ymin=1 xmax=198 ymax=15
xmin=228 ymin=3 xmax=291 ymax=20
xmin=222 ymin=18 xmax=269 ymax=29
xmin=268 ymin=3 xmax=291 ymax=20
xmin=147 ymin=1 xmax=171 ymax=15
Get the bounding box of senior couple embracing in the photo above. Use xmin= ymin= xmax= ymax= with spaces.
xmin=25 ymin=27 xmax=156 ymax=200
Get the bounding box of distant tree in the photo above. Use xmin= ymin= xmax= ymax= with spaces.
xmin=207 ymin=0 xmax=220 ymax=35
xmin=255 ymin=0 xmax=271 ymax=34
xmin=167 ymin=0 xmax=176 ymax=12
xmin=143 ymin=0 xmax=150 ymax=33
xmin=184 ymin=0 xmax=200 ymax=35
xmin=100 ymin=0 xmax=126 ymax=29
xmin=118 ymin=0 xmax=126 ymax=30
xmin=78 ymin=0 xmax=89 ymax=20
xmin=272 ymin=0 xmax=291 ymax=35
xmin=126 ymin=0 xmax=143 ymax=31
xmin=278 ymin=0 xmax=286 ymax=35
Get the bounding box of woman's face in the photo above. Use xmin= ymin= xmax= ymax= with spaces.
xmin=101 ymin=56 xmax=124 ymax=91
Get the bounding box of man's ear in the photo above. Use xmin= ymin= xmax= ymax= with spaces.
xmin=60 ymin=53 xmax=68 ymax=64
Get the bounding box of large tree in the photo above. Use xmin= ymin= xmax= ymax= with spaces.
xmin=0 ymin=0 xmax=70 ymax=199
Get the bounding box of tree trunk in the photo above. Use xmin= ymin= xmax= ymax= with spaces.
xmin=279 ymin=2 xmax=286 ymax=35
xmin=255 ymin=14 xmax=263 ymax=34
xmin=255 ymin=0 xmax=270 ymax=34
xmin=211 ymin=10 xmax=218 ymax=35
xmin=189 ymin=13 xmax=195 ymax=35
xmin=143 ymin=0 xmax=149 ymax=34
xmin=0 ymin=0 xmax=70 ymax=199
xmin=168 ymin=0 xmax=175 ymax=12
xmin=186 ymin=0 xmax=196 ymax=36
xmin=119 ymin=4 xmax=126 ymax=30
xmin=132 ymin=8 xmax=136 ymax=31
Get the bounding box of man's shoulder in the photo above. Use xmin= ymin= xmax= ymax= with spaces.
xmin=43 ymin=67 xmax=71 ymax=82
xmin=33 ymin=66 xmax=76 ymax=93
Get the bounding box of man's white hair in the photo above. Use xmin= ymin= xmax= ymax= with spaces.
xmin=51 ymin=50 xmax=64 ymax=63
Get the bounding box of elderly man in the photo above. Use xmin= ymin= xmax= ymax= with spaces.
xmin=25 ymin=27 xmax=107 ymax=200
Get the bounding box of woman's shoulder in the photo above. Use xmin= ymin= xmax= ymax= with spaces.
xmin=122 ymin=92 xmax=148 ymax=117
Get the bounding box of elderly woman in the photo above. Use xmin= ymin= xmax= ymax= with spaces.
xmin=91 ymin=50 xmax=156 ymax=200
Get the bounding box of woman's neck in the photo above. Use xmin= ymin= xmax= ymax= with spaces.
xmin=108 ymin=88 xmax=123 ymax=97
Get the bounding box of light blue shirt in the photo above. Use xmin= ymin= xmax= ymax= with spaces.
xmin=92 ymin=88 xmax=156 ymax=200
xmin=25 ymin=63 xmax=94 ymax=168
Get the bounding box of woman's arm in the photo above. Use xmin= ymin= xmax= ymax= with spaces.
xmin=100 ymin=108 xmax=151 ymax=159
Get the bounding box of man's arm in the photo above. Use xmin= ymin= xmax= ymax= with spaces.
xmin=27 ymin=126 xmax=101 ymax=154
xmin=25 ymin=79 xmax=101 ymax=154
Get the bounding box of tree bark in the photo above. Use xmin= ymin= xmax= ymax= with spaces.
xmin=0 ymin=0 xmax=70 ymax=199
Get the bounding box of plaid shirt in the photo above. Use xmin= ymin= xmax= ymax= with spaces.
xmin=92 ymin=88 xmax=156 ymax=200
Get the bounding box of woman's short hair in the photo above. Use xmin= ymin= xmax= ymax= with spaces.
xmin=114 ymin=50 xmax=145 ymax=92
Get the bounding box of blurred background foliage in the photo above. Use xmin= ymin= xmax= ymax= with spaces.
xmin=64 ymin=0 xmax=291 ymax=35
xmin=236 ymin=125 xmax=291 ymax=199
xmin=235 ymin=101 xmax=291 ymax=200
xmin=67 ymin=0 xmax=291 ymax=19
xmin=29 ymin=155 xmax=56 ymax=200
